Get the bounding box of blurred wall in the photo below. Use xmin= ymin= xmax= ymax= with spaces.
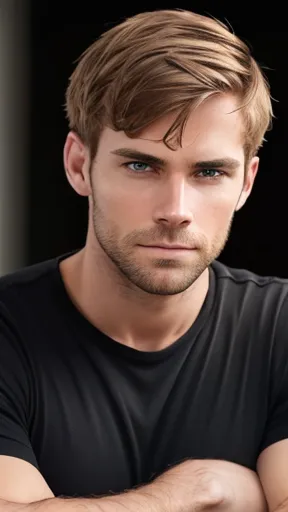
xmin=0 ymin=0 xmax=29 ymax=274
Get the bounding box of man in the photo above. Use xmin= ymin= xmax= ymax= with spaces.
xmin=0 ymin=7 xmax=286 ymax=512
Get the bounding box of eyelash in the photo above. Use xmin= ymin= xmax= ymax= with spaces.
xmin=122 ymin=161 xmax=226 ymax=180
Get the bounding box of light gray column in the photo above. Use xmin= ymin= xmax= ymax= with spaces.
xmin=0 ymin=0 xmax=29 ymax=275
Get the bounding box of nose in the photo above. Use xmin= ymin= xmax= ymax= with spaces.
xmin=153 ymin=176 xmax=194 ymax=228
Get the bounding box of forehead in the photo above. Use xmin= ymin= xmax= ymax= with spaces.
xmin=100 ymin=93 xmax=245 ymax=164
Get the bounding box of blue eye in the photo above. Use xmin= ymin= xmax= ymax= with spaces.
xmin=122 ymin=162 xmax=225 ymax=180
xmin=126 ymin=162 xmax=151 ymax=173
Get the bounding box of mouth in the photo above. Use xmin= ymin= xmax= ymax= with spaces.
xmin=138 ymin=244 xmax=196 ymax=251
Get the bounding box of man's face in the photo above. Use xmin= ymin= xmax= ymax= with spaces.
xmin=88 ymin=94 xmax=258 ymax=296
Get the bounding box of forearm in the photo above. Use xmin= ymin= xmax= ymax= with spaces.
xmin=0 ymin=460 xmax=224 ymax=512
xmin=0 ymin=489 xmax=173 ymax=512
xmin=0 ymin=485 xmax=221 ymax=512
xmin=0 ymin=488 xmax=182 ymax=512
xmin=0 ymin=491 xmax=220 ymax=512
xmin=0 ymin=459 xmax=266 ymax=512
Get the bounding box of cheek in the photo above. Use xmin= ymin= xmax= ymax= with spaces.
xmin=96 ymin=187 xmax=150 ymax=226
xmin=195 ymin=193 xmax=236 ymax=232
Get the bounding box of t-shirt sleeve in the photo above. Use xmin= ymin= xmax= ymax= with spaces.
xmin=259 ymin=292 xmax=288 ymax=453
xmin=0 ymin=310 xmax=39 ymax=468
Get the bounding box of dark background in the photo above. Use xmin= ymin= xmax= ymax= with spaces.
xmin=28 ymin=2 xmax=287 ymax=277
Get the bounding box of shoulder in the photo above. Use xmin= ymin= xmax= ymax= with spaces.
xmin=0 ymin=251 xmax=74 ymax=327
xmin=209 ymin=260 xmax=288 ymax=348
xmin=0 ymin=256 xmax=59 ymax=302
xmin=211 ymin=259 xmax=288 ymax=307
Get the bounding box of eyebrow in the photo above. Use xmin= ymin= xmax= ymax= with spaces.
xmin=110 ymin=148 xmax=241 ymax=171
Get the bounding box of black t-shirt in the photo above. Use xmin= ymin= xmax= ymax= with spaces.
xmin=0 ymin=252 xmax=288 ymax=498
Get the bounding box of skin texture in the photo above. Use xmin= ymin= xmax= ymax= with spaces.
xmin=61 ymin=93 xmax=258 ymax=351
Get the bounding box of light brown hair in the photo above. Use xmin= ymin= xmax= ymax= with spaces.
xmin=65 ymin=9 xmax=273 ymax=164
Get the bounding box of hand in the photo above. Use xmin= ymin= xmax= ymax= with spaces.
xmin=154 ymin=459 xmax=267 ymax=511
xmin=154 ymin=459 xmax=227 ymax=510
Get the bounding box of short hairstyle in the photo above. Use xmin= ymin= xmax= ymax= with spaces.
xmin=65 ymin=9 xmax=273 ymax=163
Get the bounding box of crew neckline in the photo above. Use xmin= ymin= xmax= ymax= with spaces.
xmin=53 ymin=251 xmax=217 ymax=363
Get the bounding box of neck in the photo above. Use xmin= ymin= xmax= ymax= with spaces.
xmin=60 ymin=245 xmax=210 ymax=352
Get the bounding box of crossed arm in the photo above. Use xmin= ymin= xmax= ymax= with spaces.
xmin=1 ymin=437 xmax=288 ymax=511
xmin=0 ymin=454 xmax=268 ymax=512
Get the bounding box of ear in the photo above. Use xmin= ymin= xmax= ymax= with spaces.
xmin=235 ymin=156 xmax=259 ymax=211
xmin=63 ymin=131 xmax=92 ymax=196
